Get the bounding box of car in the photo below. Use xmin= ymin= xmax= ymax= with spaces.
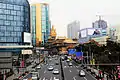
xmin=48 ymin=66 xmax=54 ymax=71
xmin=79 ymin=70 xmax=85 ymax=77
xmin=55 ymin=61 xmax=59 ymax=65
xmin=53 ymin=77 xmax=59 ymax=80
xmin=36 ymin=65 xmax=41 ymax=69
xmin=83 ymin=65 xmax=87 ymax=69
xmin=69 ymin=62 xmax=72 ymax=66
xmin=53 ymin=69 xmax=59 ymax=74
xmin=31 ymin=72 xmax=39 ymax=80
xmin=50 ymin=58 xmax=52 ymax=61
xmin=86 ymin=66 xmax=91 ymax=71
xmin=66 ymin=59 xmax=70 ymax=62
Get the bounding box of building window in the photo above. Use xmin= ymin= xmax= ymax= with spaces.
xmin=0 ymin=20 xmax=4 ymax=25
xmin=11 ymin=21 xmax=16 ymax=26
xmin=0 ymin=26 xmax=6 ymax=31
xmin=4 ymin=10 xmax=10 ymax=14
xmin=14 ymin=5 xmax=20 ymax=10
xmin=0 ymin=15 xmax=6 ymax=20
xmin=7 ymin=4 xmax=13 ymax=9
xmin=11 ymin=10 xmax=16 ymax=15
xmin=4 ymin=21 xmax=10 ymax=25
xmin=0 ymin=37 xmax=6 ymax=42
xmin=0 ymin=9 xmax=4 ymax=14
xmin=14 ymin=27 xmax=20 ymax=31
xmin=0 ymin=32 xmax=4 ymax=36
xmin=11 ymin=32 xmax=16 ymax=36
xmin=5 ymin=32 xmax=10 ymax=36
xmin=17 ymin=11 xmax=21 ymax=16
xmin=6 ymin=26 xmax=13 ymax=31
xmin=7 ymin=15 xmax=13 ymax=20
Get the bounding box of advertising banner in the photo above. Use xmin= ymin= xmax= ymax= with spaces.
xmin=68 ymin=49 xmax=76 ymax=55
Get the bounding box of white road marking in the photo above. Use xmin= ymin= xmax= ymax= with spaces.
xmin=85 ymin=69 xmax=96 ymax=80
xmin=44 ymin=70 xmax=46 ymax=73
xmin=50 ymin=77 xmax=52 ymax=80
xmin=76 ymin=66 xmax=78 ymax=68
xmin=84 ymin=77 xmax=87 ymax=80
xmin=43 ymin=77 xmax=45 ymax=80
xmin=39 ymin=78 xmax=41 ymax=80
xmin=69 ymin=70 xmax=72 ymax=72
xmin=73 ymin=76 xmax=76 ymax=80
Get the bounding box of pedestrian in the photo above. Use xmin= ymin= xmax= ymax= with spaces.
xmin=17 ymin=68 xmax=19 ymax=74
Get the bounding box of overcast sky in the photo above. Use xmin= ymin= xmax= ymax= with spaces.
xmin=28 ymin=0 xmax=120 ymax=36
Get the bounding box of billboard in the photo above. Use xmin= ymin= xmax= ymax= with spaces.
xmin=68 ymin=49 xmax=76 ymax=55
xmin=23 ymin=32 xmax=32 ymax=43
xmin=22 ymin=50 xmax=32 ymax=54
xmin=75 ymin=52 xmax=83 ymax=59
xmin=81 ymin=29 xmax=87 ymax=38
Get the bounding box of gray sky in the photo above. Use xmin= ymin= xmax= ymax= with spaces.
xmin=28 ymin=0 xmax=120 ymax=36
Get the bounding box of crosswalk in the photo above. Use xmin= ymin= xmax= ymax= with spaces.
xmin=63 ymin=66 xmax=79 ymax=68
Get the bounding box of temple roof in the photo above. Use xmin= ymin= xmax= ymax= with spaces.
xmin=63 ymin=38 xmax=77 ymax=44
xmin=50 ymin=25 xmax=57 ymax=37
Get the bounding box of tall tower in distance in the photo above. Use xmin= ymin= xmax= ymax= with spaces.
xmin=67 ymin=21 xmax=80 ymax=39
xmin=92 ymin=15 xmax=107 ymax=29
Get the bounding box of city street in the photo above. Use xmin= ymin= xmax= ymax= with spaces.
xmin=62 ymin=60 xmax=96 ymax=80
xmin=38 ymin=56 xmax=62 ymax=80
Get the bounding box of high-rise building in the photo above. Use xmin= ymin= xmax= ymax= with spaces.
xmin=0 ymin=0 xmax=31 ymax=53
xmin=31 ymin=3 xmax=50 ymax=47
xmin=67 ymin=21 xmax=80 ymax=39
xmin=92 ymin=18 xmax=107 ymax=29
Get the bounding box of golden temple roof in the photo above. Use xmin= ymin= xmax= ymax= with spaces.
xmin=50 ymin=25 xmax=57 ymax=37
xmin=63 ymin=38 xmax=77 ymax=44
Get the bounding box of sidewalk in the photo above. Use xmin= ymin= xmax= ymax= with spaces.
xmin=90 ymin=67 xmax=111 ymax=80
xmin=6 ymin=58 xmax=44 ymax=80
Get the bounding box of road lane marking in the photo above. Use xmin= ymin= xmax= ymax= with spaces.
xmin=39 ymin=78 xmax=41 ymax=80
xmin=50 ymin=77 xmax=52 ymax=80
xmin=84 ymin=77 xmax=87 ymax=80
xmin=84 ymin=70 xmax=96 ymax=80
xmin=77 ymin=69 xmax=79 ymax=72
xmin=43 ymin=77 xmax=45 ymax=80
xmin=69 ymin=70 xmax=72 ymax=72
xmin=73 ymin=76 xmax=76 ymax=80
xmin=44 ymin=70 xmax=46 ymax=73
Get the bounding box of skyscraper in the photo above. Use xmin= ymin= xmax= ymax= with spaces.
xmin=67 ymin=21 xmax=80 ymax=39
xmin=0 ymin=0 xmax=31 ymax=53
xmin=92 ymin=16 xmax=107 ymax=29
xmin=31 ymin=3 xmax=50 ymax=47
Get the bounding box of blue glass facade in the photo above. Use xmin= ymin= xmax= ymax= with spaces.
xmin=41 ymin=4 xmax=50 ymax=45
xmin=31 ymin=6 xmax=36 ymax=46
xmin=0 ymin=0 xmax=30 ymax=46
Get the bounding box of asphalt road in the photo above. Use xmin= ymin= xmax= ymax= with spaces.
xmin=38 ymin=56 xmax=62 ymax=80
xmin=62 ymin=60 xmax=96 ymax=80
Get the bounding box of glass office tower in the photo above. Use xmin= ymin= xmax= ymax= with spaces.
xmin=0 ymin=0 xmax=30 ymax=53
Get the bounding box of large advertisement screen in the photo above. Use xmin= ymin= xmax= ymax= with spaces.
xmin=81 ymin=29 xmax=87 ymax=38
xmin=23 ymin=32 xmax=32 ymax=43
xmin=88 ymin=28 xmax=95 ymax=35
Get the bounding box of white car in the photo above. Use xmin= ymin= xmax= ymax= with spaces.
xmin=69 ymin=62 xmax=72 ymax=66
xmin=31 ymin=72 xmax=39 ymax=80
xmin=53 ymin=69 xmax=59 ymax=74
xmin=36 ymin=65 xmax=41 ymax=69
xmin=79 ymin=70 xmax=85 ymax=77
xmin=48 ymin=66 xmax=54 ymax=71
xmin=54 ymin=77 xmax=59 ymax=80
xmin=66 ymin=59 xmax=70 ymax=62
